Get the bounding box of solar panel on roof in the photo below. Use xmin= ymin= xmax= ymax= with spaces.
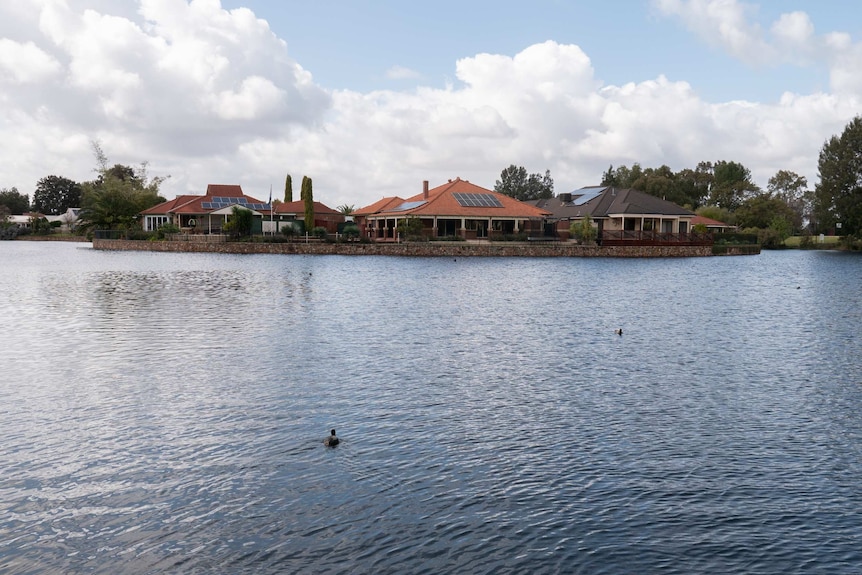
xmin=453 ymin=192 xmax=503 ymax=208
xmin=391 ymin=200 xmax=427 ymax=212
xmin=572 ymin=187 xmax=607 ymax=205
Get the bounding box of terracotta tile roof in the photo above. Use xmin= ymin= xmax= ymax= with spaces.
xmin=140 ymin=194 xmax=201 ymax=215
xmin=206 ymin=184 xmax=245 ymax=197
xmin=140 ymin=185 xmax=267 ymax=216
xmin=359 ymin=178 xmax=550 ymax=219
xmin=354 ymin=196 xmax=407 ymax=216
xmin=141 ymin=184 xmax=343 ymax=221
xmin=691 ymin=215 xmax=731 ymax=227
xmin=274 ymin=200 xmax=341 ymax=216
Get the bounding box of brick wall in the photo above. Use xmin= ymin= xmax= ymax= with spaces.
xmin=93 ymin=239 xmax=727 ymax=257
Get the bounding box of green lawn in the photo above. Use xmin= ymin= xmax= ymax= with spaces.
xmin=784 ymin=235 xmax=841 ymax=247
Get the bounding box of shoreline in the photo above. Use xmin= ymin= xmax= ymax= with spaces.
xmin=91 ymin=238 xmax=760 ymax=257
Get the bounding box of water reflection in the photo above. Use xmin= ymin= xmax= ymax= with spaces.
xmin=0 ymin=243 xmax=861 ymax=574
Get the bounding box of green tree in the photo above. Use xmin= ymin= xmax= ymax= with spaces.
xmin=33 ymin=175 xmax=82 ymax=215
xmin=397 ymin=215 xmax=425 ymax=240
xmin=78 ymin=142 xmax=167 ymax=232
xmin=735 ymin=194 xmax=798 ymax=230
xmin=708 ymin=160 xmax=760 ymax=211
xmin=569 ymin=215 xmax=597 ymax=244
xmin=29 ymin=215 xmax=53 ymax=235
xmin=301 ymin=176 xmax=314 ymax=232
xmin=223 ymin=205 xmax=253 ymax=238
xmin=284 ymin=174 xmax=293 ymax=203
xmin=494 ymin=165 xmax=554 ymax=200
xmin=769 ymin=215 xmax=792 ymax=245
xmin=768 ymin=170 xmax=809 ymax=231
xmin=601 ymin=164 xmax=644 ymax=189
xmin=600 ymin=165 xmax=618 ymax=186
xmin=814 ymin=116 xmax=862 ymax=236
xmin=0 ymin=187 xmax=29 ymax=214
xmin=696 ymin=205 xmax=735 ymax=226
xmin=337 ymin=204 xmax=355 ymax=216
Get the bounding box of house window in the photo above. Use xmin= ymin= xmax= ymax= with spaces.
xmin=145 ymin=216 xmax=169 ymax=231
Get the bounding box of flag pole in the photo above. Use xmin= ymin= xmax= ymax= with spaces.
xmin=269 ymin=184 xmax=273 ymax=235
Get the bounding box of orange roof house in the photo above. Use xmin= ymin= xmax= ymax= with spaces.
xmin=140 ymin=184 xmax=343 ymax=234
xmin=272 ymin=200 xmax=344 ymax=233
xmin=355 ymin=178 xmax=551 ymax=240
xmin=691 ymin=215 xmax=736 ymax=233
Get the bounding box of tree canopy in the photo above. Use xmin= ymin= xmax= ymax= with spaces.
xmin=601 ymin=160 xmax=763 ymax=211
xmin=0 ymin=187 xmax=29 ymax=214
xmin=223 ymin=205 xmax=253 ymax=237
xmin=33 ymin=175 xmax=82 ymax=215
xmin=78 ymin=142 xmax=167 ymax=232
xmin=814 ymin=116 xmax=862 ymax=236
xmin=494 ymin=165 xmax=554 ymax=201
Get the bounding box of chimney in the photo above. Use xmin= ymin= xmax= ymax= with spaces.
xmin=423 ymin=180 xmax=429 ymax=199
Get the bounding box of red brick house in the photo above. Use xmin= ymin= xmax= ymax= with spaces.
xmin=354 ymin=178 xmax=551 ymax=240
xmin=140 ymin=184 xmax=343 ymax=235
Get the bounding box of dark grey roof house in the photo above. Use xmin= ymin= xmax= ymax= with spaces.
xmin=527 ymin=186 xmax=702 ymax=244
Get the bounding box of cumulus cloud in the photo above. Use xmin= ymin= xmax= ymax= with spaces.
xmin=0 ymin=0 xmax=860 ymax=212
xmin=653 ymin=0 xmax=862 ymax=95
xmin=0 ymin=39 xmax=61 ymax=83
xmin=0 ymin=0 xmax=329 ymax=191
xmin=652 ymin=0 xmax=777 ymax=64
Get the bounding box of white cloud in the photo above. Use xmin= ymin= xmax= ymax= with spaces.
xmin=0 ymin=0 xmax=859 ymax=214
xmin=386 ymin=65 xmax=421 ymax=80
xmin=653 ymin=0 xmax=862 ymax=96
xmin=652 ymin=0 xmax=777 ymax=64
xmin=0 ymin=39 xmax=61 ymax=83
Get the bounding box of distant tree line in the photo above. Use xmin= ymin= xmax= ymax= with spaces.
xmin=596 ymin=160 xmax=810 ymax=245
xmin=494 ymin=165 xmax=554 ymax=201
xmin=0 ymin=142 xmax=168 ymax=236
xmin=490 ymin=117 xmax=862 ymax=244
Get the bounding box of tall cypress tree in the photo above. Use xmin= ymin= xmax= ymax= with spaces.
xmin=302 ymin=176 xmax=314 ymax=233
xmin=284 ymin=174 xmax=293 ymax=203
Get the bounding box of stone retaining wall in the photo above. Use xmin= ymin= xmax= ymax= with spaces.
xmin=92 ymin=239 xmax=736 ymax=257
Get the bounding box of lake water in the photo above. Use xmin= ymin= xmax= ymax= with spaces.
xmin=1 ymin=242 xmax=861 ymax=574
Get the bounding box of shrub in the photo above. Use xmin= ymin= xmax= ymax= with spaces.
xmin=342 ymin=224 xmax=360 ymax=240
xmin=156 ymin=223 xmax=180 ymax=239
xmin=569 ymin=216 xmax=597 ymax=244
xmin=312 ymin=226 xmax=328 ymax=240
xmin=126 ymin=229 xmax=155 ymax=240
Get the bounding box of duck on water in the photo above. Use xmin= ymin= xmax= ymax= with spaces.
xmin=324 ymin=429 xmax=339 ymax=447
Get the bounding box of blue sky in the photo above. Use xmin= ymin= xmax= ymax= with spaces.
xmin=1 ymin=1 xmax=862 ymax=208
xmin=221 ymin=0 xmax=842 ymax=100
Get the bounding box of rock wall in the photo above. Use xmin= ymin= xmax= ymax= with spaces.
xmin=93 ymin=239 xmax=727 ymax=257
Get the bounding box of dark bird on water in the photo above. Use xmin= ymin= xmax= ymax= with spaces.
xmin=615 ymin=328 xmax=623 ymax=335
xmin=324 ymin=429 xmax=339 ymax=447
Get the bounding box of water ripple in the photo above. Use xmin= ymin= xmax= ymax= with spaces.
xmin=1 ymin=245 xmax=862 ymax=573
